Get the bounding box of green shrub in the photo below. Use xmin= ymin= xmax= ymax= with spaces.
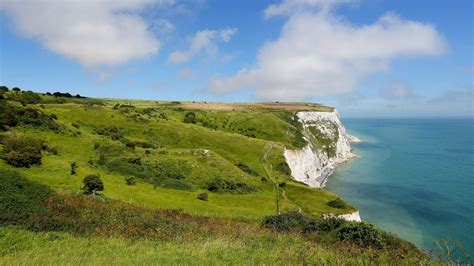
xmin=236 ymin=163 xmax=259 ymax=176
xmin=197 ymin=193 xmax=209 ymax=201
xmin=0 ymin=170 xmax=52 ymax=226
xmin=262 ymin=212 xmax=309 ymax=232
xmin=304 ymin=217 xmax=346 ymax=233
xmin=125 ymin=176 xmax=136 ymax=185
xmin=1 ymin=133 xmax=43 ymax=167
xmin=276 ymin=162 xmax=291 ymax=175
xmin=183 ymin=112 xmax=197 ymax=124
xmin=337 ymin=222 xmax=386 ymax=248
xmin=327 ymin=198 xmax=348 ymax=209
xmin=207 ymin=177 xmax=257 ymax=194
xmin=0 ymin=101 xmax=60 ymax=131
xmin=82 ymin=175 xmax=104 ymax=195
xmin=93 ymin=125 xmax=123 ymax=140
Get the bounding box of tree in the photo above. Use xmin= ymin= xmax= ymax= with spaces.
xmin=0 ymin=86 xmax=8 ymax=93
xmin=12 ymin=87 xmax=21 ymax=92
xmin=183 ymin=112 xmax=197 ymax=124
xmin=82 ymin=175 xmax=104 ymax=195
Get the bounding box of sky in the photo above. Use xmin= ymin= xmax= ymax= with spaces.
xmin=0 ymin=0 xmax=472 ymax=117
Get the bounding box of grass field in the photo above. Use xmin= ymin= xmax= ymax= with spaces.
xmin=0 ymin=90 xmax=430 ymax=264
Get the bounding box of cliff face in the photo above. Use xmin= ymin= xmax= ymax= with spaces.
xmin=284 ymin=110 xmax=356 ymax=188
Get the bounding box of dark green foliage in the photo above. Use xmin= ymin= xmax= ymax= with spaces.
xmin=0 ymin=170 xmax=52 ymax=226
xmin=1 ymin=134 xmax=43 ymax=167
xmin=0 ymin=85 xmax=8 ymax=93
xmin=236 ymin=163 xmax=259 ymax=176
xmin=207 ymin=177 xmax=257 ymax=194
xmin=125 ymin=176 xmax=136 ymax=185
xmin=93 ymin=125 xmax=123 ymax=140
xmin=183 ymin=112 xmax=197 ymax=124
xmin=327 ymin=198 xmax=348 ymax=209
xmin=304 ymin=217 xmax=346 ymax=233
xmin=276 ymin=162 xmax=291 ymax=175
xmin=337 ymin=222 xmax=386 ymax=248
xmin=51 ymin=92 xmax=84 ymax=98
xmin=0 ymin=101 xmax=60 ymax=131
xmin=82 ymin=175 xmax=104 ymax=195
xmin=197 ymin=192 xmax=209 ymax=201
xmin=275 ymin=111 xmax=307 ymax=149
xmin=262 ymin=212 xmax=309 ymax=232
xmin=17 ymin=91 xmax=42 ymax=105
xmin=278 ymin=182 xmax=286 ymax=188
xmin=123 ymin=140 xmax=158 ymax=149
xmin=70 ymin=162 xmax=78 ymax=175
xmin=12 ymin=87 xmax=21 ymax=92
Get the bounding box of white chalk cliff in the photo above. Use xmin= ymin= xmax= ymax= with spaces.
xmin=284 ymin=110 xmax=356 ymax=188
xmin=284 ymin=110 xmax=361 ymax=221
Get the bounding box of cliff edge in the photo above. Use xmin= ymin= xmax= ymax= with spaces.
xmin=284 ymin=110 xmax=357 ymax=188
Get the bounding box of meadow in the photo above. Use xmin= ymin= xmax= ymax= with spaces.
xmin=0 ymin=87 xmax=431 ymax=264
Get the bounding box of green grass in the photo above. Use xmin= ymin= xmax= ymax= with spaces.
xmin=0 ymin=98 xmax=354 ymax=220
xmin=1 ymin=227 xmax=427 ymax=265
xmin=0 ymin=93 xmax=428 ymax=264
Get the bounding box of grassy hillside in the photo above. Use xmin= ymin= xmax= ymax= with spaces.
xmin=0 ymin=88 xmax=429 ymax=264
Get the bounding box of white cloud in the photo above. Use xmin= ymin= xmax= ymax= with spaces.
xmin=264 ymin=0 xmax=352 ymax=18
xmin=0 ymin=0 xmax=172 ymax=67
xmin=168 ymin=27 xmax=237 ymax=64
xmin=207 ymin=1 xmax=446 ymax=101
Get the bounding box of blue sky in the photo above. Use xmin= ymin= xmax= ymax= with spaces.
xmin=0 ymin=0 xmax=472 ymax=117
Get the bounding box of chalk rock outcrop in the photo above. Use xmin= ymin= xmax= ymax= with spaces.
xmin=284 ymin=110 xmax=356 ymax=188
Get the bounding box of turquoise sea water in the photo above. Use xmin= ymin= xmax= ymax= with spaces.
xmin=326 ymin=118 xmax=474 ymax=257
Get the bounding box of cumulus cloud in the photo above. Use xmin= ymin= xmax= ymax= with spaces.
xmin=0 ymin=0 xmax=172 ymax=67
xmin=207 ymin=0 xmax=446 ymax=101
xmin=168 ymin=27 xmax=237 ymax=64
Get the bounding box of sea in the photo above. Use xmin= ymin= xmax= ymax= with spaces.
xmin=326 ymin=118 xmax=474 ymax=259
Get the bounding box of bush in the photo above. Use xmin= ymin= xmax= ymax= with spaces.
xmin=125 ymin=176 xmax=136 ymax=185
xmin=93 ymin=125 xmax=123 ymax=140
xmin=0 ymin=170 xmax=52 ymax=226
xmin=276 ymin=162 xmax=291 ymax=175
xmin=327 ymin=198 xmax=348 ymax=209
xmin=18 ymin=91 xmax=42 ymax=105
xmin=337 ymin=222 xmax=386 ymax=248
xmin=236 ymin=163 xmax=259 ymax=176
xmin=0 ymin=101 xmax=60 ymax=131
xmin=1 ymin=133 xmax=43 ymax=167
xmin=183 ymin=112 xmax=197 ymax=124
xmin=304 ymin=217 xmax=346 ymax=233
xmin=262 ymin=212 xmax=309 ymax=232
xmin=207 ymin=177 xmax=257 ymax=194
xmin=82 ymin=175 xmax=104 ymax=195
xmin=197 ymin=193 xmax=209 ymax=201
